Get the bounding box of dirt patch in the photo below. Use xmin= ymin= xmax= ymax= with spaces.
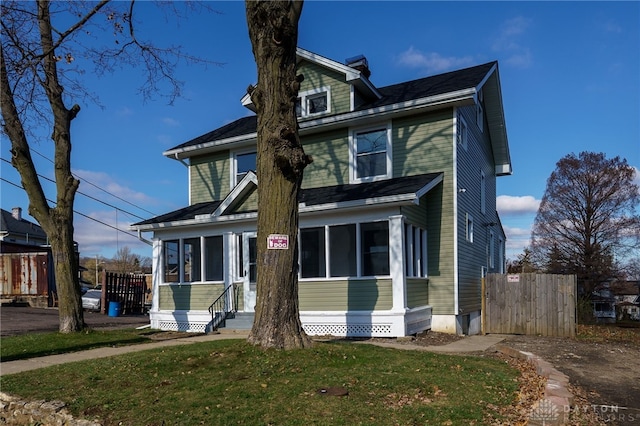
xmin=497 ymin=325 xmax=640 ymax=426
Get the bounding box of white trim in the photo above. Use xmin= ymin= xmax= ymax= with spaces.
xmin=389 ymin=215 xmax=407 ymax=311
xmin=211 ymin=170 xmax=258 ymax=217
xmin=452 ymin=109 xmax=460 ymax=317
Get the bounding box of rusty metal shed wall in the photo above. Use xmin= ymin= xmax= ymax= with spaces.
xmin=0 ymin=253 xmax=50 ymax=296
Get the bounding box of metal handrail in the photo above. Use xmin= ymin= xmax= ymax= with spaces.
xmin=208 ymin=284 xmax=238 ymax=332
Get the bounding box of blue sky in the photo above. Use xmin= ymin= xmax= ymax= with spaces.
xmin=1 ymin=1 xmax=639 ymax=262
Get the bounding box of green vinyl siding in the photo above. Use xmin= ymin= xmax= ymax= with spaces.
xmin=392 ymin=110 xmax=454 ymax=178
xmin=425 ymin=179 xmax=456 ymax=315
xmin=230 ymin=190 xmax=258 ymax=213
xmin=159 ymin=283 xmax=225 ymax=311
xmin=392 ymin=110 xmax=457 ymax=315
xmin=190 ymin=152 xmax=230 ymax=203
xmin=456 ymin=104 xmax=498 ymax=314
xmin=406 ymin=278 xmax=429 ymax=308
xmin=297 ymin=61 xmax=351 ymax=116
xmin=299 ymin=279 xmax=392 ymax=311
xmin=301 ymin=128 xmax=349 ymax=188
xmin=401 ymin=197 xmax=428 ymax=229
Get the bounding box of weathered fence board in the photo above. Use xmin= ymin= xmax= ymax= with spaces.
xmin=483 ymin=273 xmax=576 ymax=337
xmin=101 ymin=272 xmax=147 ymax=315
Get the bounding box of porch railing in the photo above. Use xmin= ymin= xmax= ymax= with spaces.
xmin=208 ymin=284 xmax=238 ymax=332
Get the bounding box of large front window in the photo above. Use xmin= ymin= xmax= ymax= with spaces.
xmin=351 ymin=124 xmax=392 ymax=182
xmin=299 ymin=221 xmax=389 ymax=279
xmin=162 ymin=236 xmax=224 ymax=283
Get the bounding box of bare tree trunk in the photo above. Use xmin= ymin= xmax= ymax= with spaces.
xmin=1 ymin=0 xmax=84 ymax=332
xmin=245 ymin=0 xmax=312 ymax=349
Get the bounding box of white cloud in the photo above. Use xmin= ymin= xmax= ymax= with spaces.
xmin=397 ymin=47 xmax=475 ymax=74
xmin=491 ymin=16 xmax=533 ymax=69
xmin=74 ymin=210 xmax=151 ymax=259
xmin=633 ymin=166 xmax=640 ymax=187
xmin=497 ymin=195 xmax=540 ymax=215
xmin=162 ymin=117 xmax=180 ymax=127
xmin=73 ymin=169 xmax=157 ymax=206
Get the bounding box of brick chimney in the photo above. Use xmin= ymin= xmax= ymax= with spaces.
xmin=345 ymin=54 xmax=371 ymax=78
xmin=12 ymin=207 xmax=22 ymax=221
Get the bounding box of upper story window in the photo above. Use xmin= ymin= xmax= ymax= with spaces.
xmin=233 ymin=150 xmax=256 ymax=187
xmin=296 ymin=87 xmax=330 ymax=118
xmin=350 ymin=123 xmax=392 ymax=183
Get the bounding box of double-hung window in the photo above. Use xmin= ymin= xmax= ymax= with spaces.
xmin=350 ymin=123 xmax=392 ymax=182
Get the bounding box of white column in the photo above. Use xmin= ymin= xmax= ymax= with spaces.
xmin=389 ymin=215 xmax=406 ymax=312
xmin=224 ymin=232 xmax=235 ymax=310
xmin=151 ymin=238 xmax=162 ymax=314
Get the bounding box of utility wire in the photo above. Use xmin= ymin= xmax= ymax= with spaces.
xmin=1 ymin=177 xmax=151 ymax=245
xmin=1 ymin=156 xmax=153 ymax=221
xmin=28 ymin=148 xmax=158 ymax=216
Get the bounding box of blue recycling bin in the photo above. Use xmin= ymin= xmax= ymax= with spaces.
xmin=108 ymin=301 xmax=121 ymax=317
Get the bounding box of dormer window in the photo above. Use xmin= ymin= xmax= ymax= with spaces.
xmin=296 ymin=87 xmax=330 ymax=118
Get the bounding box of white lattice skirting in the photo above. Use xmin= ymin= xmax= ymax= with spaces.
xmin=150 ymin=307 xmax=432 ymax=337
xmin=301 ymin=308 xmax=432 ymax=338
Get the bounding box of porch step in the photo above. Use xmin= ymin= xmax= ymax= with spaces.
xmin=222 ymin=312 xmax=254 ymax=330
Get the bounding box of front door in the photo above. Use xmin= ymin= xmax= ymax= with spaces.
xmin=242 ymin=232 xmax=257 ymax=312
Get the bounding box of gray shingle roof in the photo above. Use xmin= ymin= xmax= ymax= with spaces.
xmin=0 ymin=208 xmax=47 ymax=240
xmin=133 ymin=173 xmax=442 ymax=227
xmin=167 ymin=62 xmax=496 ymax=152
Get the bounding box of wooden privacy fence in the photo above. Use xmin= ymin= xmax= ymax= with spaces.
xmin=101 ymin=272 xmax=147 ymax=315
xmin=483 ymin=273 xmax=576 ymax=337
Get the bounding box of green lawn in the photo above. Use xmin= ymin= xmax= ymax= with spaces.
xmin=0 ymin=328 xmax=152 ymax=361
xmin=0 ymin=338 xmax=520 ymax=425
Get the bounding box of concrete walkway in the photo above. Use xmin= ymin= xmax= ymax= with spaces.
xmin=0 ymin=332 xmax=506 ymax=376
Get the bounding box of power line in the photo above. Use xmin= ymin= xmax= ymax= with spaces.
xmin=1 ymin=177 xmax=151 ymax=245
xmin=19 ymin=149 xmax=157 ymax=216
xmin=1 ymin=156 xmax=153 ymax=220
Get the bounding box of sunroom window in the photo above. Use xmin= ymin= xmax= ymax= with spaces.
xmin=351 ymin=124 xmax=392 ymax=182
xmin=299 ymin=222 xmax=390 ymax=279
xmin=163 ymin=240 xmax=179 ymax=283
xmin=300 ymin=227 xmax=326 ymax=278
xmin=361 ymin=222 xmax=390 ymax=276
xmin=405 ymin=224 xmax=428 ymax=278
xmin=162 ymin=236 xmax=224 ymax=284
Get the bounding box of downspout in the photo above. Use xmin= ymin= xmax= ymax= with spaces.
xmin=172 ymin=152 xmax=189 ymax=168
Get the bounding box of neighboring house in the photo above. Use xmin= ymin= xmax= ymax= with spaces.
xmin=132 ymin=48 xmax=511 ymax=337
xmin=0 ymin=207 xmax=48 ymax=248
xmin=611 ymin=281 xmax=640 ymax=321
xmin=0 ymin=207 xmax=54 ymax=306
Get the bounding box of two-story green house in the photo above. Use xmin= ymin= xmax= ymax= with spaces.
xmin=132 ymin=47 xmax=511 ymax=336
